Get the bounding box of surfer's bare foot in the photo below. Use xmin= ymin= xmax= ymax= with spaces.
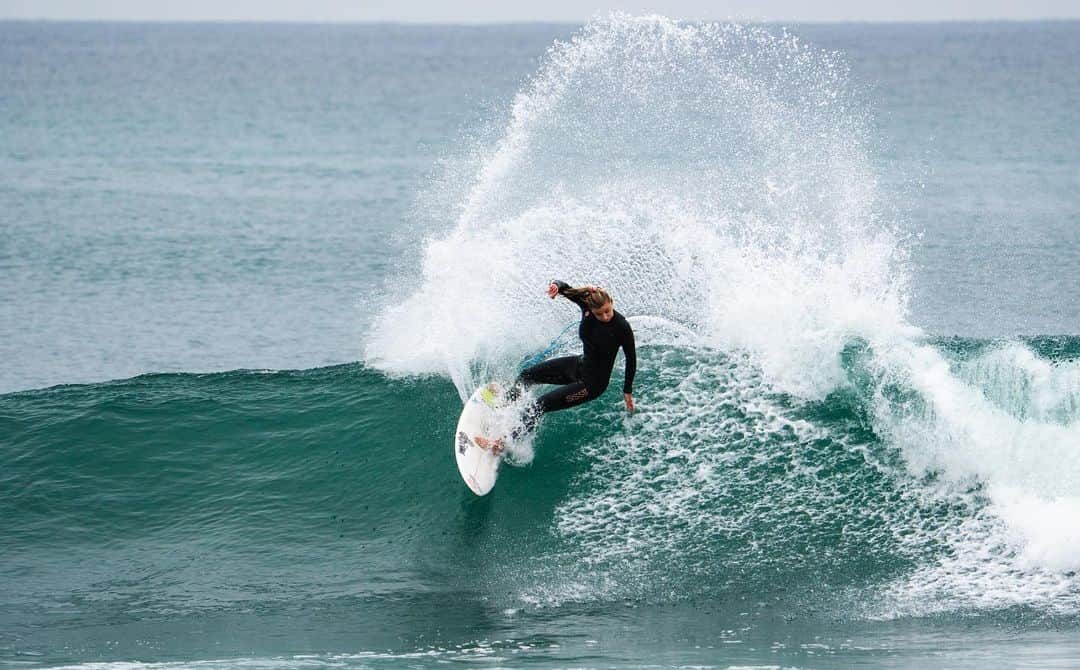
xmin=474 ymin=435 xmax=506 ymax=456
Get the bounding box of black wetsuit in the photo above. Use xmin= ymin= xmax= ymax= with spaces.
xmin=512 ymin=281 xmax=636 ymax=437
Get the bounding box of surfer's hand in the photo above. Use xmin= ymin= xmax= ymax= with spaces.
xmin=547 ymin=282 xmax=559 ymax=298
xmin=624 ymin=393 xmax=635 ymax=415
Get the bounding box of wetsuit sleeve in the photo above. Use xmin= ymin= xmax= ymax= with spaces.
xmin=552 ymin=280 xmax=588 ymax=312
xmin=622 ymin=321 xmax=637 ymax=395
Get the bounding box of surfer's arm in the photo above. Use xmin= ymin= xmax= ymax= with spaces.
xmin=622 ymin=325 xmax=636 ymax=415
xmin=621 ymin=323 xmax=636 ymax=394
xmin=549 ymin=280 xmax=589 ymax=311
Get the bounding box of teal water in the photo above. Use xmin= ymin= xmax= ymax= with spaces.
xmin=5 ymin=341 xmax=1080 ymax=667
xmin=3 ymin=16 xmax=1080 ymax=669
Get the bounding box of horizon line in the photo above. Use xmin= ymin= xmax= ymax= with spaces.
xmin=2 ymin=16 xmax=1080 ymax=27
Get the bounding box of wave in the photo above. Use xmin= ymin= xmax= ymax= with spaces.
xmin=356 ymin=13 xmax=1080 ymax=617
xmin=4 ymin=337 xmax=1080 ymax=620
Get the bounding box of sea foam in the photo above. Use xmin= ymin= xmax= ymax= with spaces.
xmin=365 ymin=14 xmax=1080 ymax=615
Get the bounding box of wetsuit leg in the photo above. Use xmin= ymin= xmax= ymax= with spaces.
xmin=512 ymin=381 xmax=593 ymax=439
xmin=516 ymin=355 xmax=581 ymax=387
xmin=507 ymin=355 xmax=581 ymax=402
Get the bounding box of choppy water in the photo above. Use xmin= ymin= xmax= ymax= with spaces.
xmin=3 ymin=15 xmax=1080 ymax=669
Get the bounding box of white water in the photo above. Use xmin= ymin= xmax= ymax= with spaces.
xmin=365 ymin=14 xmax=1080 ymax=615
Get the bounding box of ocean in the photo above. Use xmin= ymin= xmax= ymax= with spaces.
xmin=2 ymin=15 xmax=1080 ymax=669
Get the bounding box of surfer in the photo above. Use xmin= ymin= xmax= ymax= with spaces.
xmin=474 ymin=280 xmax=636 ymax=454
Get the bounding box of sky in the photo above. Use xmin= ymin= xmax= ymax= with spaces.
xmin=1 ymin=0 xmax=1078 ymax=23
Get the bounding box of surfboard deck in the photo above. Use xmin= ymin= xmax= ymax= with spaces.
xmin=455 ymin=382 xmax=509 ymax=495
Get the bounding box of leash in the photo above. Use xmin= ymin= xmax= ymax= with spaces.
xmin=516 ymin=321 xmax=578 ymax=372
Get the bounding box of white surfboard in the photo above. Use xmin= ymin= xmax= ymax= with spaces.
xmin=455 ymin=382 xmax=511 ymax=495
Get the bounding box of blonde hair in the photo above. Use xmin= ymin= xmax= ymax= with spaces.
xmin=562 ymin=285 xmax=612 ymax=310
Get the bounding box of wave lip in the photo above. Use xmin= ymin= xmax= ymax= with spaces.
xmin=364 ymin=13 xmax=903 ymax=402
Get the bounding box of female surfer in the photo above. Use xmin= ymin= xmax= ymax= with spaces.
xmin=475 ymin=281 xmax=636 ymax=454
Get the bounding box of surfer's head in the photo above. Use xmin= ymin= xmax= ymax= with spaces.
xmin=589 ymin=296 xmax=615 ymax=322
xmin=562 ymin=285 xmax=614 ymax=321
xmin=584 ymin=287 xmax=615 ymax=322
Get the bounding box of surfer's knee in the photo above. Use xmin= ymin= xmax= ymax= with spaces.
xmin=583 ymin=381 xmax=607 ymax=400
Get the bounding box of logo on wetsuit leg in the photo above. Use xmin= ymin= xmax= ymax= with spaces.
xmin=456 ymin=431 xmax=471 ymax=455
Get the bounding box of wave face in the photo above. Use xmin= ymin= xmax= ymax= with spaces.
xmin=4 ymin=339 xmax=1080 ymax=628
xmin=356 ymin=13 xmax=1080 ymax=618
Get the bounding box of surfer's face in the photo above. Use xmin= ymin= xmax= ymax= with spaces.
xmin=590 ymin=300 xmax=615 ymax=323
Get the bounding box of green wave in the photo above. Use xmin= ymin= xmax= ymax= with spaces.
xmin=4 ymin=338 xmax=1080 ymax=620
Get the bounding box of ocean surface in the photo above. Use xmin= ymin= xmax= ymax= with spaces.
xmin=3 ymin=16 xmax=1080 ymax=669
